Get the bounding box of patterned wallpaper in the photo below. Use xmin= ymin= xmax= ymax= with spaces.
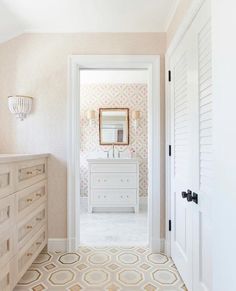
xmin=80 ymin=83 xmax=148 ymax=197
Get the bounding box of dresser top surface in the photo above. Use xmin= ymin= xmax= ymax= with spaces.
xmin=0 ymin=153 xmax=50 ymax=163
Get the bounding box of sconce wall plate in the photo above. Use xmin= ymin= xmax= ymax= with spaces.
xmin=8 ymin=95 xmax=33 ymax=121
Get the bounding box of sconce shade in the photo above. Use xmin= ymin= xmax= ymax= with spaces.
xmin=132 ymin=110 xmax=141 ymax=120
xmin=8 ymin=95 xmax=33 ymax=121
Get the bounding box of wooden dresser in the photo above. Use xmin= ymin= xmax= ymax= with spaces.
xmin=87 ymin=159 xmax=139 ymax=213
xmin=0 ymin=154 xmax=49 ymax=290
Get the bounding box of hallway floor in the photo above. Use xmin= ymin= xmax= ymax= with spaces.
xmin=80 ymin=202 xmax=148 ymax=246
xmin=14 ymin=246 xmax=187 ymax=291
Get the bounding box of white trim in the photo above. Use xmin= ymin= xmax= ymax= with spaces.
xmin=48 ymin=239 xmax=68 ymax=252
xmin=165 ymin=0 xmax=206 ymax=257
xmin=68 ymin=55 xmax=161 ymax=252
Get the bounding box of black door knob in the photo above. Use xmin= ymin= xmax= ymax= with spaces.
xmin=182 ymin=191 xmax=187 ymax=198
xmin=187 ymin=191 xmax=198 ymax=204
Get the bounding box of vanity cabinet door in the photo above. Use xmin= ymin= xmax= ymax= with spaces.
xmin=0 ymin=164 xmax=15 ymax=199
xmin=92 ymin=189 xmax=137 ymax=205
xmin=91 ymin=173 xmax=137 ymax=189
xmin=90 ymin=163 xmax=137 ymax=173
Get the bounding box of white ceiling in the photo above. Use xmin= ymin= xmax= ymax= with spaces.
xmin=0 ymin=0 xmax=179 ymax=43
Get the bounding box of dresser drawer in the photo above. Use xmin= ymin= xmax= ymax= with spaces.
xmin=0 ymin=259 xmax=16 ymax=291
xmin=91 ymin=189 xmax=137 ymax=205
xmin=17 ymin=203 xmax=47 ymax=250
xmin=0 ymin=164 xmax=15 ymax=199
xmin=16 ymin=180 xmax=47 ymax=220
xmin=16 ymin=158 xmax=47 ymax=190
xmin=17 ymin=226 xmax=47 ymax=281
xmin=90 ymin=163 xmax=137 ymax=173
xmin=0 ymin=195 xmax=15 ymax=233
xmin=0 ymin=229 xmax=15 ymax=269
xmin=91 ymin=173 xmax=137 ymax=189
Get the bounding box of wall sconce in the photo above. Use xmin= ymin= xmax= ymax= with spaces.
xmin=8 ymin=95 xmax=33 ymax=121
xmin=86 ymin=110 xmax=96 ymax=126
xmin=132 ymin=110 xmax=141 ymax=129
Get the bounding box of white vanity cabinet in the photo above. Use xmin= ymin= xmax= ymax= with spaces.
xmin=87 ymin=159 xmax=139 ymax=213
xmin=0 ymin=154 xmax=49 ymax=290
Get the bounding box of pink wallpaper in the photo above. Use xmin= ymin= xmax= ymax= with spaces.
xmin=80 ymin=83 xmax=148 ymax=197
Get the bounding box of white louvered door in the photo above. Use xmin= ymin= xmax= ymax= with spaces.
xmin=170 ymin=29 xmax=193 ymax=289
xmin=170 ymin=1 xmax=212 ymax=291
xmin=191 ymin=1 xmax=212 ymax=290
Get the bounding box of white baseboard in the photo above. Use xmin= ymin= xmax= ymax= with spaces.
xmin=80 ymin=196 xmax=148 ymax=209
xmin=48 ymin=239 xmax=67 ymax=252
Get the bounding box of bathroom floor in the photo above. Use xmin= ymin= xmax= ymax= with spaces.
xmin=14 ymin=246 xmax=187 ymax=291
xmin=80 ymin=202 xmax=148 ymax=246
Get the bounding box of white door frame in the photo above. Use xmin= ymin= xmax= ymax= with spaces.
xmin=67 ymin=55 xmax=161 ymax=252
xmin=165 ymin=0 xmax=205 ymax=256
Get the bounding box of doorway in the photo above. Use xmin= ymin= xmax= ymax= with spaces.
xmin=67 ymin=55 xmax=161 ymax=252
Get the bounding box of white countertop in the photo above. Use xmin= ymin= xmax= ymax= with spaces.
xmin=87 ymin=158 xmax=138 ymax=163
xmin=0 ymin=153 xmax=50 ymax=163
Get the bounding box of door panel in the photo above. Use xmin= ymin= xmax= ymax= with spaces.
xmin=171 ymin=35 xmax=193 ymax=290
xmin=170 ymin=1 xmax=212 ymax=291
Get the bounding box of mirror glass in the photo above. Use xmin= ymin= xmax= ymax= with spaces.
xmin=99 ymin=108 xmax=129 ymax=145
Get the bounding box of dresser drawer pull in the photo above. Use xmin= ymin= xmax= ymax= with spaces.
xmin=36 ymin=242 xmax=42 ymax=246
xmin=26 ymin=198 xmax=33 ymax=203
xmin=36 ymin=193 xmax=42 ymax=197
xmin=36 ymin=217 xmax=42 ymax=221
xmin=27 ymin=253 xmax=33 ymax=256
xmin=36 ymin=169 xmax=42 ymax=172
xmin=27 ymin=171 xmax=33 ymax=175
xmin=26 ymin=225 xmax=33 ymax=229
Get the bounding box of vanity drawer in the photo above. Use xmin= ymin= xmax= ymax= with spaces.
xmin=0 ymin=164 xmax=15 ymax=199
xmin=91 ymin=189 xmax=137 ymax=205
xmin=17 ymin=203 xmax=47 ymax=250
xmin=16 ymin=180 xmax=47 ymax=220
xmin=90 ymin=163 xmax=137 ymax=173
xmin=91 ymin=173 xmax=137 ymax=189
xmin=0 ymin=259 xmax=16 ymax=291
xmin=17 ymin=226 xmax=47 ymax=281
xmin=16 ymin=158 xmax=47 ymax=190
xmin=0 ymin=229 xmax=15 ymax=269
xmin=0 ymin=195 xmax=15 ymax=233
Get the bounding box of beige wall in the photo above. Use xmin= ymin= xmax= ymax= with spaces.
xmin=166 ymin=0 xmax=192 ymax=48
xmin=0 ymin=33 xmax=166 ymax=239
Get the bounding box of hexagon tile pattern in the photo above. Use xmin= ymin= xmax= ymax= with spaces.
xmin=14 ymin=247 xmax=187 ymax=291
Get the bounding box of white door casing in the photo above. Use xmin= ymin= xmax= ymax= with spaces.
xmin=170 ymin=1 xmax=212 ymax=290
xmin=67 ymin=55 xmax=161 ymax=252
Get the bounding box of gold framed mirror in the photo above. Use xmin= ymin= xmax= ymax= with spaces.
xmin=99 ymin=108 xmax=129 ymax=145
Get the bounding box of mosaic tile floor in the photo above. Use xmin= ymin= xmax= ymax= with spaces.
xmin=14 ymin=247 xmax=187 ymax=291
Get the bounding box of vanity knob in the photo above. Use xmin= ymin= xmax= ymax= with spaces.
xmin=26 ymin=198 xmax=33 ymax=203
xmin=36 ymin=218 xmax=42 ymax=221
xmin=36 ymin=193 xmax=42 ymax=197
xmin=27 ymin=253 xmax=33 ymax=256
xmin=26 ymin=225 xmax=33 ymax=229
xmin=27 ymin=171 xmax=33 ymax=175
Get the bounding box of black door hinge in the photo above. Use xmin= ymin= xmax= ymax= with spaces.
xmin=169 ymin=220 xmax=172 ymax=231
xmin=168 ymin=70 xmax=171 ymax=82
xmin=169 ymin=145 xmax=172 ymax=157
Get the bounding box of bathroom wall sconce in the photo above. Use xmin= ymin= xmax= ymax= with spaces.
xmin=86 ymin=109 xmax=96 ymax=126
xmin=8 ymin=95 xmax=33 ymax=121
xmin=132 ymin=110 xmax=141 ymax=129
